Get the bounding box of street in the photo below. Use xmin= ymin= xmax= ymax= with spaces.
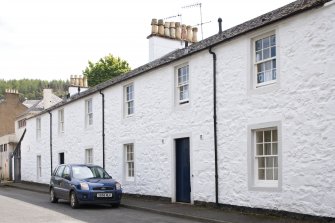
xmin=0 ymin=187 xmax=201 ymax=223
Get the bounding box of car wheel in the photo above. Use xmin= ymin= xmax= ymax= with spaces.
xmin=50 ymin=188 xmax=58 ymax=203
xmin=70 ymin=191 xmax=79 ymax=209
xmin=111 ymin=202 xmax=120 ymax=208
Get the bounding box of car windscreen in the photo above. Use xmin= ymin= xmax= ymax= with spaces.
xmin=72 ymin=166 xmax=112 ymax=180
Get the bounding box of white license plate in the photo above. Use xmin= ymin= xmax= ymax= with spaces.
xmin=97 ymin=193 xmax=113 ymax=198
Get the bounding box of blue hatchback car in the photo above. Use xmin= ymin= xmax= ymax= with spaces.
xmin=49 ymin=164 xmax=122 ymax=208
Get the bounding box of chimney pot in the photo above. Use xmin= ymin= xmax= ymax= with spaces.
xmin=186 ymin=25 xmax=193 ymax=42
xmin=175 ymin=22 xmax=181 ymax=40
xmin=170 ymin=22 xmax=176 ymax=39
xmin=151 ymin=18 xmax=158 ymax=34
xmin=192 ymin=27 xmax=198 ymax=42
xmin=158 ymin=19 xmax=164 ymax=36
xmin=79 ymin=75 xmax=83 ymax=87
xmin=164 ymin=22 xmax=170 ymax=37
xmin=181 ymin=24 xmax=187 ymax=40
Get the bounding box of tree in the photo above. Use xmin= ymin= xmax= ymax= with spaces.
xmin=83 ymin=54 xmax=131 ymax=87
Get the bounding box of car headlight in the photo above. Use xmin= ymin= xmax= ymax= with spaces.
xmin=115 ymin=182 xmax=121 ymax=190
xmin=80 ymin=182 xmax=89 ymax=191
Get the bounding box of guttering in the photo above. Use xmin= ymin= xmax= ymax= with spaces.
xmin=209 ymin=47 xmax=219 ymax=206
xmin=99 ymin=90 xmax=105 ymax=169
xmin=48 ymin=111 xmax=53 ymax=175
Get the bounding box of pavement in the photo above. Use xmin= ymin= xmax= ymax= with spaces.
xmin=0 ymin=181 xmax=333 ymax=223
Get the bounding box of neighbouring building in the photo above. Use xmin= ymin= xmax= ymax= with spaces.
xmin=12 ymin=89 xmax=62 ymax=181
xmin=0 ymin=89 xmax=28 ymax=180
xmin=20 ymin=0 xmax=335 ymax=219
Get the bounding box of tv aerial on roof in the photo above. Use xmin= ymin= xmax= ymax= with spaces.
xmin=182 ymin=2 xmax=210 ymax=40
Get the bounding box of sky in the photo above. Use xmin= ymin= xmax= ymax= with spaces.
xmin=0 ymin=0 xmax=294 ymax=81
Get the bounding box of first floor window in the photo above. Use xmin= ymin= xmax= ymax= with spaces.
xmin=58 ymin=109 xmax=64 ymax=133
xmin=37 ymin=155 xmax=42 ymax=178
xmin=124 ymin=144 xmax=134 ymax=181
xmin=36 ymin=117 xmax=41 ymax=139
xmin=254 ymin=33 xmax=276 ymax=87
xmin=18 ymin=119 xmax=26 ymax=128
xmin=85 ymin=148 xmax=93 ymax=164
xmin=124 ymin=84 xmax=134 ymax=116
xmin=85 ymin=99 xmax=93 ymax=126
xmin=177 ymin=65 xmax=189 ymax=103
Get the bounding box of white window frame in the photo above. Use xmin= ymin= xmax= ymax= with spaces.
xmin=37 ymin=155 xmax=42 ymax=178
xmin=253 ymin=32 xmax=277 ymax=88
xmin=124 ymin=83 xmax=134 ymax=117
xmin=58 ymin=109 xmax=64 ymax=133
xmin=248 ymin=121 xmax=282 ymax=191
xmin=124 ymin=144 xmax=134 ymax=181
xmin=36 ymin=117 xmax=41 ymax=140
xmin=85 ymin=148 xmax=93 ymax=164
xmin=85 ymin=99 xmax=93 ymax=127
xmin=176 ymin=64 xmax=189 ymax=104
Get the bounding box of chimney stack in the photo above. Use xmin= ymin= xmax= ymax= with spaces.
xmin=148 ymin=18 xmax=198 ymax=62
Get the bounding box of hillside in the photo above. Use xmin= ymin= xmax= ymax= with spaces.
xmin=0 ymin=79 xmax=70 ymax=101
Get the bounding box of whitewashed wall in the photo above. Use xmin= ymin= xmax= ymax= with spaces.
xmin=214 ymin=3 xmax=335 ymax=218
xmin=20 ymin=2 xmax=335 ymax=218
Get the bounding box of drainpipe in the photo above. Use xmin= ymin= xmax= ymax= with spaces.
xmin=209 ymin=47 xmax=219 ymax=206
xmin=99 ymin=90 xmax=105 ymax=169
xmin=48 ymin=111 xmax=53 ymax=175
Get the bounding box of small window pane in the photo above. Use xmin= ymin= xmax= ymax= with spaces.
xmin=274 ymin=157 xmax=278 ymax=167
xmin=272 ymin=69 xmax=277 ymax=80
xmin=271 ymin=47 xmax=276 ymax=57
xmin=256 ymin=51 xmax=262 ymax=62
xmin=274 ymin=168 xmax=278 ymax=180
xmin=257 ymin=144 xmax=263 ymax=155
xmin=264 ymin=143 xmax=271 ymax=155
xmin=263 ymin=48 xmax=270 ymax=60
xmin=272 ymin=130 xmax=278 ymax=141
xmin=266 ymin=168 xmax=273 ymax=180
xmin=264 ymin=70 xmax=272 ymax=82
xmin=256 ymin=131 xmax=263 ymax=143
xmin=255 ymin=39 xmax=262 ymax=51
xmin=266 ymin=157 xmax=274 ymax=167
xmin=270 ymin=35 xmax=276 ymax=46
xmin=258 ymin=169 xmax=265 ymax=180
xmin=265 ymin=60 xmax=272 ymax=71
xmin=272 ymin=143 xmax=278 ymax=155
xmin=257 ymin=63 xmax=264 ymax=72
xmin=272 ymin=59 xmax=276 ymax=69
xmin=257 ymin=72 xmax=264 ymax=83
xmin=264 ymin=131 xmax=271 ymax=142
xmin=263 ymin=37 xmax=270 ymax=48
xmin=258 ymin=157 xmax=265 ymax=168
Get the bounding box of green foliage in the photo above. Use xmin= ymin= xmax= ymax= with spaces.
xmin=0 ymin=79 xmax=70 ymax=101
xmin=83 ymin=54 xmax=131 ymax=87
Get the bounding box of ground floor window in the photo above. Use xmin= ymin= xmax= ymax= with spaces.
xmin=124 ymin=144 xmax=134 ymax=181
xmin=248 ymin=121 xmax=281 ymax=190
xmin=85 ymin=148 xmax=93 ymax=164
xmin=37 ymin=155 xmax=42 ymax=178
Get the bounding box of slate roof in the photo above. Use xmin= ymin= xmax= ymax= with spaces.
xmin=31 ymin=0 xmax=332 ymax=118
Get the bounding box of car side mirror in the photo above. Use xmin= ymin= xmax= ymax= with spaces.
xmin=64 ymin=174 xmax=71 ymax=181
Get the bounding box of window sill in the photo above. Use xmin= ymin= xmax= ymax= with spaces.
xmin=249 ymin=181 xmax=281 ymax=192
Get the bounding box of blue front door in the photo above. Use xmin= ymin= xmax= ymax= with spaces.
xmin=175 ymin=138 xmax=190 ymax=203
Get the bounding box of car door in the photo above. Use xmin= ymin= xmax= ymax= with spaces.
xmin=60 ymin=165 xmax=72 ymax=200
xmin=53 ymin=165 xmax=65 ymax=198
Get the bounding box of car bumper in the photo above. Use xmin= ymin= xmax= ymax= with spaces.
xmin=76 ymin=190 xmax=122 ymax=204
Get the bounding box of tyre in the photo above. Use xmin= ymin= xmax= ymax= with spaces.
xmin=111 ymin=202 xmax=120 ymax=208
xmin=70 ymin=191 xmax=79 ymax=209
xmin=50 ymin=188 xmax=58 ymax=203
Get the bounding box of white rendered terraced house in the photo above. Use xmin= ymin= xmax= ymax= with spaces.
xmin=20 ymin=0 xmax=335 ymax=220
